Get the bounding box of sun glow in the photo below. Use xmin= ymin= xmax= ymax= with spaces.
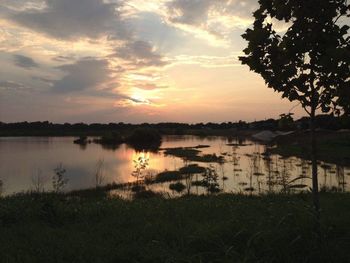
xmin=130 ymin=91 xmax=151 ymax=105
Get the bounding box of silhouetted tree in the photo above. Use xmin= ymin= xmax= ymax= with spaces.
xmin=240 ymin=0 xmax=350 ymax=214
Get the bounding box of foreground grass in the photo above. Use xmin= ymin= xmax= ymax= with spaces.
xmin=0 ymin=193 xmax=349 ymax=262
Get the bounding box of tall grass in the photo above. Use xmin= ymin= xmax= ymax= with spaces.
xmin=0 ymin=193 xmax=349 ymax=262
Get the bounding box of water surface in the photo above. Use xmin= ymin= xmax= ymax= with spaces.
xmin=0 ymin=136 xmax=349 ymax=195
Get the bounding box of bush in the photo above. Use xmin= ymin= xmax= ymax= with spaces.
xmin=126 ymin=128 xmax=162 ymax=151
xmin=94 ymin=132 xmax=123 ymax=145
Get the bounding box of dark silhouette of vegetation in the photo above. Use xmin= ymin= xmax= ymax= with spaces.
xmin=125 ymin=128 xmax=162 ymax=151
xmin=201 ymin=165 xmax=220 ymax=194
xmin=154 ymin=170 xmax=183 ymax=183
xmin=169 ymin=182 xmax=186 ymax=193
xmin=94 ymin=159 xmax=105 ymax=188
xmin=240 ymin=0 xmax=350 ymax=214
xmin=1 ymin=192 xmax=349 ymax=262
xmin=73 ymin=135 xmax=88 ymax=145
xmin=270 ymin=130 xmax=350 ymax=166
xmin=0 ymin=180 xmax=3 ymax=197
xmin=93 ymin=132 xmax=123 ymax=146
xmin=52 ymin=164 xmax=69 ymax=193
xmin=1 ymin=116 xmax=350 ymax=139
xmin=178 ymin=164 xmax=206 ymax=174
xmin=31 ymin=169 xmax=46 ymax=193
xmin=131 ymin=154 xmax=149 ymax=193
xmin=163 ymin=147 xmax=225 ymax=163
xmin=278 ymin=113 xmax=295 ymax=131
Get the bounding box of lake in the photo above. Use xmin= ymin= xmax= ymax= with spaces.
xmin=0 ymin=136 xmax=349 ymax=196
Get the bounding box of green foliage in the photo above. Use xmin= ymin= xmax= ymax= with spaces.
xmin=239 ymin=0 xmax=350 ymax=116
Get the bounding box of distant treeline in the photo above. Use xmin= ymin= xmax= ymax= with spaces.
xmin=0 ymin=115 xmax=349 ymax=136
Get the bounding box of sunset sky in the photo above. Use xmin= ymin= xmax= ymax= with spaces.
xmin=0 ymin=0 xmax=305 ymax=123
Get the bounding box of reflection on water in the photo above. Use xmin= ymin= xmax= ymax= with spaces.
xmin=0 ymin=136 xmax=349 ymax=196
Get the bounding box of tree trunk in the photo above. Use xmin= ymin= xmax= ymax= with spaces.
xmin=310 ymin=108 xmax=320 ymax=216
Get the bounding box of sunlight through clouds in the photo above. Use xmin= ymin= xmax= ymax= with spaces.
xmin=0 ymin=0 xmax=306 ymax=123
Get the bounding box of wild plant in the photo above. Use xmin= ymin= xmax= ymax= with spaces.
xmin=52 ymin=163 xmax=69 ymax=193
xmin=131 ymin=154 xmax=149 ymax=188
xmin=31 ymin=168 xmax=46 ymax=193
xmin=202 ymin=165 xmax=220 ymax=194
xmin=94 ymin=158 xmax=105 ymax=188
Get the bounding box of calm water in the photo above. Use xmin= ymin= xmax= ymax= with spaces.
xmin=0 ymin=136 xmax=349 ymax=196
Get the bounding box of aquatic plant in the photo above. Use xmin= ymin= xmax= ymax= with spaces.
xmin=31 ymin=169 xmax=46 ymax=193
xmin=179 ymin=164 xmax=206 ymax=174
xmin=52 ymin=164 xmax=69 ymax=193
xmin=94 ymin=159 xmax=105 ymax=188
xmin=73 ymin=135 xmax=88 ymax=145
xmin=154 ymin=171 xmax=182 ymax=183
xmin=169 ymin=182 xmax=186 ymax=193
xmin=201 ymin=165 xmax=220 ymax=194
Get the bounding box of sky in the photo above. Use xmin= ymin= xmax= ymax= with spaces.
xmin=0 ymin=0 xmax=305 ymax=123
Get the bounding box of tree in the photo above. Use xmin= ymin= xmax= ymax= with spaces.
xmin=278 ymin=113 xmax=295 ymax=130
xmin=239 ymin=0 xmax=350 ymax=214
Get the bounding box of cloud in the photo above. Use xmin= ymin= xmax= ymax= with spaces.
xmin=134 ymin=83 xmax=168 ymax=90
xmin=52 ymin=58 xmax=116 ymax=93
xmin=167 ymin=0 xmax=256 ymax=26
xmin=166 ymin=0 xmax=257 ymax=43
xmin=0 ymin=80 xmax=24 ymax=89
xmin=13 ymin=54 xmax=39 ymax=69
xmin=8 ymin=0 xmax=129 ymax=40
xmin=113 ymin=40 xmax=167 ymax=67
xmin=52 ymin=55 xmax=76 ymax=62
xmin=167 ymin=0 xmax=214 ymax=26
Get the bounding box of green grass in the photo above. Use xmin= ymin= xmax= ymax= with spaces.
xmin=0 ymin=193 xmax=349 ymax=262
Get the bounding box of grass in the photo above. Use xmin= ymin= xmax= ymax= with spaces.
xmin=0 ymin=192 xmax=349 ymax=262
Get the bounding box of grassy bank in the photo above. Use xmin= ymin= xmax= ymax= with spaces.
xmin=0 ymin=193 xmax=349 ymax=262
xmin=270 ymin=131 xmax=350 ymax=166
